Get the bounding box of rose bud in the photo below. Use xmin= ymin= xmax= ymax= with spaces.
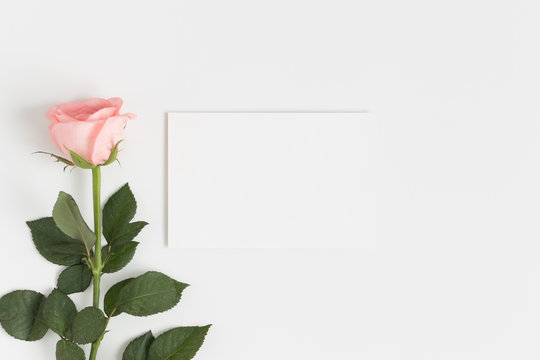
xmin=46 ymin=97 xmax=135 ymax=166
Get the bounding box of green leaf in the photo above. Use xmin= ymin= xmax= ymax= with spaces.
xmin=56 ymin=339 xmax=85 ymax=360
xmin=66 ymin=148 xmax=95 ymax=169
xmin=103 ymin=184 xmax=147 ymax=245
xmin=53 ymin=191 xmax=96 ymax=252
xmin=104 ymin=278 xmax=133 ymax=317
xmin=57 ymin=265 xmax=93 ymax=295
xmin=102 ymin=140 xmax=123 ymax=166
xmin=112 ymin=221 xmax=148 ymax=246
xmin=70 ymin=307 xmax=107 ymax=344
xmin=102 ymin=241 xmax=139 ymax=273
xmin=39 ymin=289 xmax=77 ymax=336
xmin=123 ymin=331 xmax=155 ymax=360
xmin=147 ymin=326 xmax=211 ymax=360
xmin=107 ymin=272 xmax=188 ymax=317
xmin=103 ymin=183 xmax=136 ymax=236
xmin=0 ymin=290 xmax=48 ymax=341
xmin=27 ymin=217 xmax=87 ymax=266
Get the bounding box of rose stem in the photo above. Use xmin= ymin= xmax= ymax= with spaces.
xmin=89 ymin=165 xmax=103 ymax=360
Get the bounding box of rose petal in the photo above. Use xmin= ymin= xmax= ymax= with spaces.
xmin=87 ymin=107 xmax=120 ymax=121
xmin=49 ymin=120 xmax=103 ymax=163
xmin=56 ymin=111 xmax=84 ymax=122
xmin=45 ymin=106 xmax=61 ymax=123
xmin=107 ymin=97 xmax=123 ymax=109
xmin=46 ymin=104 xmax=80 ymax=122
xmin=57 ymin=102 xmax=97 ymax=121
xmin=82 ymin=97 xmax=114 ymax=109
xmin=90 ymin=114 xmax=131 ymax=165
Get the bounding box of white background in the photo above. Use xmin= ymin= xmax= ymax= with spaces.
xmin=1 ymin=0 xmax=540 ymax=359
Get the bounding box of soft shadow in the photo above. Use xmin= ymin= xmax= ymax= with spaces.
xmin=163 ymin=112 xmax=169 ymax=247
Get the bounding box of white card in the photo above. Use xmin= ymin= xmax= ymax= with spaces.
xmin=167 ymin=112 xmax=377 ymax=248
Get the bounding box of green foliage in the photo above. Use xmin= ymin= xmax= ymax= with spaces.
xmin=104 ymin=278 xmax=133 ymax=317
xmin=70 ymin=307 xmax=107 ymax=345
xmin=147 ymin=326 xmax=211 ymax=360
xmin=102 ymin=241 xmax=139 ymax=273
xmin=53 ymin=191 xmax=96 ymax=252
xmin=122 ymin=331 xmax=154 ymax=360
xmin=1 ymin=179 xmax=210 ymax=360
xmin=105 ymin=272 xmax=188 ymax=317
xmin=56 ymin=339 xmax=85 ymax=360
xmin=39 ymin=289 xmax=77 ymax=337
xmin=114 ymin=221 xmax=148 ymax=245
xmin=57 ymin=265 xmax=93 ymax=295
xmin=66 ymin=148 xmax=95 ymax=169
xmin=0 ymin=290 xmax=48 ymax=341
xmin=27 ymin=217 xmax=87 ymax=266
xmin=103 ymin=183 xmax=148 ymax=245
xmin=123 ymin=326 xmax=211 ymax=360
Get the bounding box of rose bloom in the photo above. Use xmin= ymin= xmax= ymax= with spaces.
xmin=46 ymin=97 xmax=136 ymax=165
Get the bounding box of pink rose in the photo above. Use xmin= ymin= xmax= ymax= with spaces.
xmin=46 ymin=97 xmax=136 ymax=166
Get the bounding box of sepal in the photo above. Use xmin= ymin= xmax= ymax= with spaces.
xmin=102 ymin=140 xmax=123 ymax=166
xmin=65 ymin=147 xmax=95 ymax=169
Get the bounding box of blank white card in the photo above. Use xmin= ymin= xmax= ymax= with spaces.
xmin=167 ymin=112 xmax=377 ymax=248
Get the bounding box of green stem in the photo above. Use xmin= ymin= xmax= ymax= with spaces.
xmin=89 ymin=166 xmax=102 ymax=360
xmin=89 ymin=339 xmax=101 ymax=360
